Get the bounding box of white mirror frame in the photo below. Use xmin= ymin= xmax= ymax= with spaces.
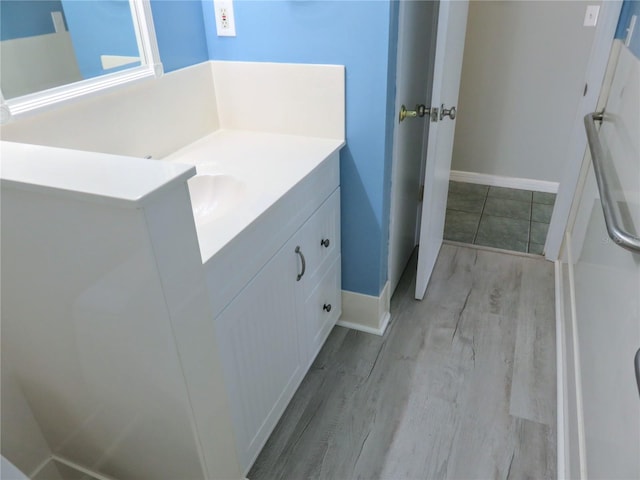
xmin=0 ymin=0 xmax=163 ymax=124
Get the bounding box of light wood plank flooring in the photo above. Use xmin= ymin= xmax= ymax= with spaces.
xmin=249 ymin=244 xmax=556 ymax=479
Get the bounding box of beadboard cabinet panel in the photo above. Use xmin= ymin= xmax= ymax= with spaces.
xmin=215 ymin=239 xmax=304 ymax=470
xmin=214 ymin=187 xmax=342 ymax=474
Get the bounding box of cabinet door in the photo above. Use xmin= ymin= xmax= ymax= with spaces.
xmin=214 ymin=242 xmax=303 ymax=471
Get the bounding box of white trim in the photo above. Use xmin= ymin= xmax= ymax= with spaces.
xmin=443 ymin=240 xmax=542 ymax=259
xmin=5 ymin=67 xmax=157 ymax=117
xmin=544 ymin=0 xmax=623 ymax=261
xmin=51 ymin=11 xmax=66 ymax=33
xmin=51 ymin=456 xmax=117 ymax=480
xmin=30 ymin=455 xmax=117 ymax=480
xmin=27 ymin=456 xmax=51 ymax=480
xmin=132 ymin=0 xmax=163 ymax=76
xmin=566 ymin=233 xmax=587 ymax=478
xmin=129 ymin=0 xmax=145 ymax=64
xmin=336 ymin=315 xmax=391 ymax=337
xmin=449 ymin=170 xmax=559 ymax=193
xmin=555 ymin=260 xmax=568 ymax=479
xmin=336 ymin=282 xmax=391 ymax=336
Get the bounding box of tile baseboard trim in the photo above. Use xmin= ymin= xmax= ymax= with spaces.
xmin=443 ymin=240 xmax=544 ymax=259
xmin=450 ymin=170 xmax=559 ymax=193
xmin=337 ymin=282 xmax=391 ymax=336
xmin=564 ymin=234 xmax=588 ymax=478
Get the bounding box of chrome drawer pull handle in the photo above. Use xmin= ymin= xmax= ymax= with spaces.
xmin=323 ymin=303 xmax=332 ymax=313
xmin=295 ymin=246 xmax=306 ymax=281
xmin=321 ymin=238 xmax=330 ymax=248
xmin=635 ymin=348 xmax=640 ymax=399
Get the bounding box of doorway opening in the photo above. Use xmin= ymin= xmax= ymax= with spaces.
xmin=388 ymin=0 xmax=618 ymax=298
xmin=438 ymin=0 xmax=594 ymax=257
xmin=443 ymin=181 xmax=556 ymax=254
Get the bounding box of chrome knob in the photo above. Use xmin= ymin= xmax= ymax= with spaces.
xmin=321 ymin=238 xmax=330 ymax=248
xmin=399 ymin=104 xmax=429 ymax=122
xmin=323 ymin=303 xmax=332 ymax=312
xmin=440 ymin=104 xmax=457 ymax=120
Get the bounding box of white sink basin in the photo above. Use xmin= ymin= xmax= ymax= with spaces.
xmin=188 ymin=174 xmax=247 ymax=223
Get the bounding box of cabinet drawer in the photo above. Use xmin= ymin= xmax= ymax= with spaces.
xmin=303 ymin=255 xmax=341 ymax=367
xmin=295 ymin=188 xmax=340 ymax=295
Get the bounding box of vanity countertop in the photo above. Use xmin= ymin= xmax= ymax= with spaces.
xmin=163 ymin=129 xmax=344 ymax=264
xmin=0 ymin=141 xmax=195 ymax=207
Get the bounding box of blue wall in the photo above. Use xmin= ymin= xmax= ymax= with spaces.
xmin=151 ymin=0 xmax=209 ymax=73
xmin=616 ymin=0 xmax=640 ymax=59
xmin=0 ymin=0 xmax=66 ymax=41
xmin=203 ymin=0 xmax=398 ymax=296
xmin=61 ymin=0 xmax=140 ymax=78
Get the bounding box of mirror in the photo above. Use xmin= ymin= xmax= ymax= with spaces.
xmin=0 ymin=0 xmax=162 ymax=122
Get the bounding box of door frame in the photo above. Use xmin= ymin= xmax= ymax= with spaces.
xmin=390 ymin=0 xmax=623 ymax=282
xmin=545 ymin=0 xmax=623 ymax=261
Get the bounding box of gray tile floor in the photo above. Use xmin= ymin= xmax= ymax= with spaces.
xmin=444 ymin=182 xmax=556 ymax=255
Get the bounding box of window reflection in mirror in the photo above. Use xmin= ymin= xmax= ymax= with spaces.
xmin=0 ymin=0 xmax=142 ymax=100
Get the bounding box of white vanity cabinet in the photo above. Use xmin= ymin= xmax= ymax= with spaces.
xmin=214 ymin=188 xmax=341 ymax=472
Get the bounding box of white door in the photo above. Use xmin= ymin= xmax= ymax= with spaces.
xmin=388 ymin=0 xmax=439 ymax=296
xmin=415 ymin=0 xmax=469 ymax=300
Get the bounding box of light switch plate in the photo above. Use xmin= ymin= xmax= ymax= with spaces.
xmin=584 ymin=5 xmax=600 ymax=27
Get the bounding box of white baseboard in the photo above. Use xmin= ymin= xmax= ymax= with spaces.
xmin=555 ymin=260 xmax=567 ymax=479
xmin=565 ymin=234 xmax=587 ymax=479
xmin=449 ymin=170 xmax=559 ymax=193
xmin=337 ymin=282 xmax=391 ymax=336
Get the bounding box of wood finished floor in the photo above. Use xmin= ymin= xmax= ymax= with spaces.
xmin=249 ymin=244 xmax=556 ymax=480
